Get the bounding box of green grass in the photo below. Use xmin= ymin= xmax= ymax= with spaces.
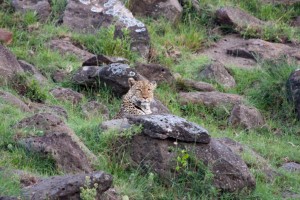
xmin=1 ymin=0 xmax=300 ymax=199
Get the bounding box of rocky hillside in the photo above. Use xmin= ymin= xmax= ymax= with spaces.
xmin=0 ymin=0 xmax=300 ymax=199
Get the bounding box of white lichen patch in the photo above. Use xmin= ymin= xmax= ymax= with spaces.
xmin=79 ymin=0 xmax=146 ymax=32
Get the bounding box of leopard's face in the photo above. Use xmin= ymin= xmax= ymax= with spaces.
xmin=125 ymin=78 xmax=157 ymax=114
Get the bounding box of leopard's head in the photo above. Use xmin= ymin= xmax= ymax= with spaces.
xmin=127 ymin=78 xmax=157 ymax=114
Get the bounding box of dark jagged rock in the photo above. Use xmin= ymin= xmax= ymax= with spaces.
xmin=28 ymin=102 xmax=68 ymax=120
xmin=135 ymin=63 xmax=175 ymax=84
xmin=127 ymin=114 xmax=210 ymax=143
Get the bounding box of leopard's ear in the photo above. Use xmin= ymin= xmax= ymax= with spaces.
xmin=128 ymin=78 xmax=136 ymax=88
xmin=151 ymin=81 xmax=157 ymax=89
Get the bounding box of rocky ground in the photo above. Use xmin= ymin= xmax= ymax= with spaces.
xmin=0 ymin=0 xmax=300 ymax=199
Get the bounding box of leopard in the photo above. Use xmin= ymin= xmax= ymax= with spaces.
xmin=114 ymin=78 xmax=157 ymax=119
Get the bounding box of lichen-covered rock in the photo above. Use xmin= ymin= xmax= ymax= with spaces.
xmin=72 ymin=64 xmax=142 ymax=96
xmin=228 ymin=104 xmax=265 ymax=129
xmin=15 ymin=113 xmax=96 ymax=173
xmin=129 ymin=0 xmax=183 ymax=23
xmin=82 ymin=54 xmax=129 ymax=66
xmin=127 ymin=114 xmax=210 ymax=143
xmin=199 ymin=62 xmax=236 ymax=88
xmin=11 ymin=0 xmax=51 ymax=22
xmin=179 ymin=91 xmax=242 ymax=107
xmin=0 ymin=45 xmax=24 ymax=85
xmin=63 ymin=0 xmax=150 ymax=57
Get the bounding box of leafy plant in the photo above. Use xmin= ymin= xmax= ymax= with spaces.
xmin=80 ymin=176 xmax=98 ymax=200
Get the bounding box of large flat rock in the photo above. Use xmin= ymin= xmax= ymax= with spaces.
xmin=127 ymin=114 xmax=210 ymax=143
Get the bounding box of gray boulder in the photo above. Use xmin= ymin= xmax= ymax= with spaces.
xmin=48 ymin=38 xmax=95 ymax=62
xmin=129 ymin=0 xmax=183 ymax=24
xmin=135 ymin=63 xmax=175 ymax=85
xmin=228 ymin=104 xmax=265 ymax=129
xmin=63 ymin=0 xmax=150 ymax=58
xmin=129 ymin=135 xmax=255 ymax=192
xmin=22 ymin=171 xmax=113 ymax=200
xmin=179 ymin=91 xmax=242 ymax=107
xmin=50 ymin=87 xmax=84 ymax=105
xmin=18 ymin=60 xmax=47 ymax=84
xmin=227 ymin=39 xmax=300 ymax=63
xmin=216 ymin=6 xmax=267 ymax=33
xmin=199 ymin=62 xmax=236 ymax=88
xmin=176 ymin=78 xmax=216 ymax=92
xmin=72 ymin=64 xmax=141 ymax=97
xmin=11 ymin=0 xmax=51 ymax=22
xmin=281 ymin=162 xmax=300 ymax=173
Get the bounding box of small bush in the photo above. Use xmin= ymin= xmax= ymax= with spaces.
xmin=13 ymin=73 xmax=47 ymax=103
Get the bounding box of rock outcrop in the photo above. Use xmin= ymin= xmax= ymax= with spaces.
xmin=15 ymin=113 xmax=96 ymax=173
xmin=63 ymin=0 xmax=150 ymax=57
